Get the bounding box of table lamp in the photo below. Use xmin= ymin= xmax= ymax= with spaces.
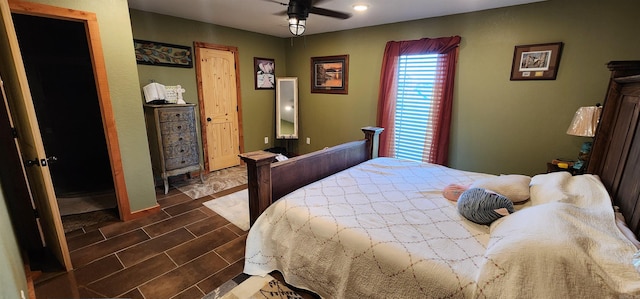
xmin=566 ymin=105 xmax=601 ymax=171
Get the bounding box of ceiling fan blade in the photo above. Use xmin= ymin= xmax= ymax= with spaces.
xmin=275 ymin=11 xmax=288 ymax=17
xmin=263 ymin=0 xmax=287 ymax=6
xmin=309 ymin=6 xmax=351 ymax=19
xmin=311 ymin=0 xmax=329 ymax=6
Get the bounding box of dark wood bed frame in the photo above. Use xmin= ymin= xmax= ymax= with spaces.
xmin=240 ymin=127 xmax=383 ymax=226
xmin=588 ymin=61 xmax=640 ymax=239
xmin=241 ymin=61 xmax=640 ymax=239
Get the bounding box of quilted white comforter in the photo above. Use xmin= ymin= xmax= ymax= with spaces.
xmin=243 ymin=158 xmax=640 ymax=298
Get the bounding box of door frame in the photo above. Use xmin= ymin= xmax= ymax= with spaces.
xmin=9 ymin=1 xmax=132 ymax=221
xmin=194 ymin=42 xmax=244 ymax=172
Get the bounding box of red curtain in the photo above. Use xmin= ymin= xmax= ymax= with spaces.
xmin=376 ymin=36 xmax=461 ymax=165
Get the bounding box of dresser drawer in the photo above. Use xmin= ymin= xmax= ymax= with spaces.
xmin=162 ymin=130 xmax=196 ymax=146
xmin=160 ymin=120 xmax=195 ymax=136
xmin=165 ymin=154 xmax=199 ymax=170
xmin=157 ymin=107 xmax=194 ymax=123
xmin=163 ymin=140 xmax=198 ymax=159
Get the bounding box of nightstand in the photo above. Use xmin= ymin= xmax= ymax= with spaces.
xmin=546 ymin=162 xmax=583 ymax=175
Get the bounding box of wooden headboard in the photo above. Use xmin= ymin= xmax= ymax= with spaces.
xmin=587 ymin=61 xmax=640 ymax=239
xmin=240 ymin=127 xmax=383 ymax=226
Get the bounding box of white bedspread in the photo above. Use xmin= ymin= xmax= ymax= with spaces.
xmin=244 ymin=158 xmax=492 ymax=298
xmin=475 ymin=172 xmax=640 ymax=298
xmin=244 ymin=159 xmax=640 ymax=298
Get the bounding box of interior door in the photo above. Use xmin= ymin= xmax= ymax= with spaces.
xmin=0 ymin=0 xmax=71 ymax=270
xmin=195 ymin=43 xmax=242 ymax=171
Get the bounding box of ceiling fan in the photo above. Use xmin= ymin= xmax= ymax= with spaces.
xmin=265 ymin=0 xmax=352 ymax=36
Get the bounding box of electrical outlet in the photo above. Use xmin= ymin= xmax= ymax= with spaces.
xmin=306 ymin=137 xmax=310 ymax=144
xmin=264 ymin=137 xmax=268 ymax=144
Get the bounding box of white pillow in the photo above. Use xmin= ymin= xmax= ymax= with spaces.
xmin=470 ymin=174 xmax=531 ymax=203
xmin=529 ymin=172 xmax=571 ymax=206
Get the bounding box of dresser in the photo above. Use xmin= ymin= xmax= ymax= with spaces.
xmin=144 ymin=104 xmax=204 ymax=194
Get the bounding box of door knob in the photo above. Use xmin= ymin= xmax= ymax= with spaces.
xmin=24 ymin=158 xmax=39 ymax=167
xmin=207 ymin=117 xmax=212 ymax=122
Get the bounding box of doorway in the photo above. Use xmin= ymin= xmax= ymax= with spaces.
xmin=2 ymin=1 xmax=132 ymax=271
xmin=12 ymin=14 xmax=118 ymax=224
xmin=194 ymin=42 xmax=244 ymax=171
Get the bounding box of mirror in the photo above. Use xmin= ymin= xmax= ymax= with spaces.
xmin=276 ymin=77 xmax=298 ymax=139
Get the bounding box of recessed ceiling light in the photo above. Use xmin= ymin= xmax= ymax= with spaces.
xmin=353 ymin=4 xmax=368 ymax=12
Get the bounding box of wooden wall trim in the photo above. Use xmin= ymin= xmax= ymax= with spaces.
xmin=8 ymin=0 xmax=132 ymax=220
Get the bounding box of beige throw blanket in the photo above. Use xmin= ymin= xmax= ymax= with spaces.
xmin=475 ymin=172 xmax=640 ymax=298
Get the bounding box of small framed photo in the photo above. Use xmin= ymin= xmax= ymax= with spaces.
xmin=311 ymin=55 xmax=349 ymax=94
xmin=254 ymin=57 xmax=275 ymax=89
xmin=510 ymin=42 xmax=563 ymax=80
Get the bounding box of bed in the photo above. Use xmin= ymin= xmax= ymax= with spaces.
xmin=239 ymin=61 xmax=640 ymax=298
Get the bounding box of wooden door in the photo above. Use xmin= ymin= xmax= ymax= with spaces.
xmin=195 ymin=43 xmax=243 ymax=171
xmin=1 ymin=74 xmax=43 ymax=259
xmin=0 ymin=0 xmax=71 ymax=270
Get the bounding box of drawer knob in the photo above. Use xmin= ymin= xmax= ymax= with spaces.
xmin=177 ymin=125 xmax=182 ymax=129
xmin=176 ymin=113 xmax=181 ymax=117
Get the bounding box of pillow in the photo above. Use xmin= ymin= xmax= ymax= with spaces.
xmin=457 ymin=188 xmax=515 ymax=225
xmin=442 ymin=184 xmax=468 ymax=202
xmin=529 ymin=172 xmax=571 ymax=205
xmin=470 ymin=174 xmax=531 ymax=203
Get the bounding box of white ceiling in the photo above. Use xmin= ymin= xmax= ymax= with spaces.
xmin=127 ymin=0 xmax=545 ymax=38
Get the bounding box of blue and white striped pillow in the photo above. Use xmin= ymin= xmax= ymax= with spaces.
xmin=457 ymin=188 xmax=515 ymax=225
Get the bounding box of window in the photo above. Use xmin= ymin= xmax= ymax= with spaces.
xmin=394 ymin=54 xmax=439 ymax=162
xmin=377 ymin=36 xmax=460 ymax=165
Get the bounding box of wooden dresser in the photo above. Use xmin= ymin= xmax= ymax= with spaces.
xmin=144 ymin=103 xmax=203 ymax=194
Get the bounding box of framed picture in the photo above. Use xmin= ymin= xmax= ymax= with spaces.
xmin=254 ymin=57 xmax=275 ymax=89
xmin=510 ymin=42 xmax=563 ymax=80
xmin=311 ymin=55 xmax=349 ymax=94
xmin=133 ymin=39 xmax=193 ymax=68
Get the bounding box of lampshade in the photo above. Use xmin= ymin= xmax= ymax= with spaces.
xmin=288 ymin=17 xmax=306 ymax=36
xmin=566 ymin=106 xmax=602 ymax=137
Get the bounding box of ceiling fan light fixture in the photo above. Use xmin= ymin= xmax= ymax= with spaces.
xmin=353 ymin=4 xmax=368 ymax=12
xmin=288 ymin=17 xmax=306 ymax=36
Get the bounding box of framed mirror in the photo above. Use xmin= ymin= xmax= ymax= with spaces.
xmin=276 ymin=77 xmax=298 ymax=139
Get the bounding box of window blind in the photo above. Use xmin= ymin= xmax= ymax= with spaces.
xmin=394 ymin=54 xmax=439 ymax=162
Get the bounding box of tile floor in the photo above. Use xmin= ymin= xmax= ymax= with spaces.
xmin=34 ymin=184 xmax=250 ymax=299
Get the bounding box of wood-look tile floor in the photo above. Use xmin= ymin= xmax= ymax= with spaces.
xmin=34 ymin=184 xmax=249 ymax=299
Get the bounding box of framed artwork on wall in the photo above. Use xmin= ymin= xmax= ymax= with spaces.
xmin=510 ymin=42 xmax=563 ymax=80
xmin=255 ymin=57 xmax=275 ymax=89
xmin=311 ymin=55 xmax=349 ymax=94
xmin=133 ymin=39 xmax=193 ymax=68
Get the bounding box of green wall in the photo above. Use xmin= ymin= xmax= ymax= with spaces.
xmin=284 ymin=0 xmax=640 ymax=175
xmin=0 ymin=181 xmax=28 ymax=299
xmin=130 ymin=9 xmax=288 ymax=153
xmin=12 ymin=0 xmax=157 ymax=212
xmin=129 ymin=0 xmax=640 ymax=176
